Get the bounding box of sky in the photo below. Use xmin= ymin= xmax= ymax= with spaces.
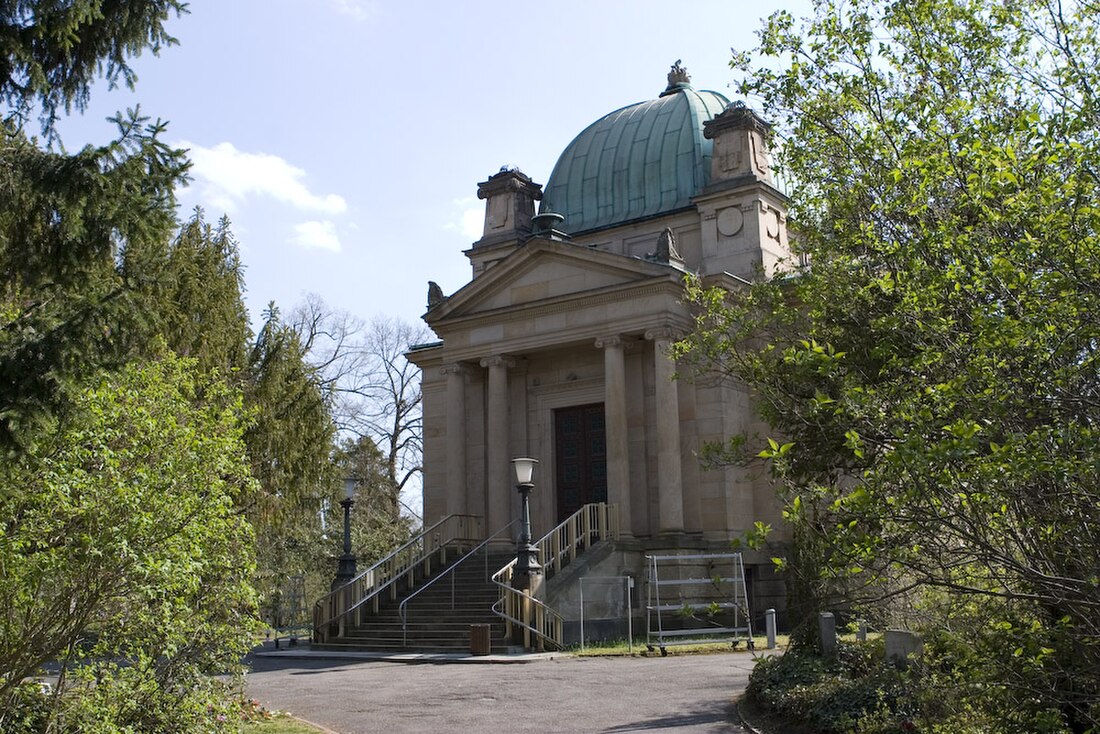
xmin=58 ymin=0 xmax=810 ymax=331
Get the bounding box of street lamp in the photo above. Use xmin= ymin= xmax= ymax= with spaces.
xmin=332 ymin=477 xmax=358 ymax=590
xmin=511 ymin=457 xmax=542 ymax=590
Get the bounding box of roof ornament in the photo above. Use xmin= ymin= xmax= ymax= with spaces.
xmin=661 ymin=60 xmax=691 ymax=96
xmin=427 ymin=280 xmax=445 ymax=309
xmin=646 ymin=227 xmax=684 ymax=265
xmin=530 ymin=211 xmax=571 ymax=242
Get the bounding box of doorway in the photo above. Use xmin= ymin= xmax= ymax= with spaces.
xmin=554 ymin=403 xmax=607 ymax=523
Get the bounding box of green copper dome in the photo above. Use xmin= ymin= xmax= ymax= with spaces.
xmin=539 ymin=82 xmax=730 ymax=235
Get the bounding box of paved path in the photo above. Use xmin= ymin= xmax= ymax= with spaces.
xmin=246 ymin=648 xmax=759 ymax=733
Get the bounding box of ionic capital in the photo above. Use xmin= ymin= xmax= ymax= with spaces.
xmin=440 ymin=362 xmax=471 ymax=377
xmin=644 ymin=326 xmax=684 ymax=343
xmin=595 ymin=334 xmax=623 ymax=350
xmin=479 ymin=355 xmax=516 ymax=370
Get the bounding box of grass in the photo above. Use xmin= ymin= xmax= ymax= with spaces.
xmin=570 ymin=634 xmax=791 ymax=656
xmin=244 ymin=714 xmax=328 ymax=733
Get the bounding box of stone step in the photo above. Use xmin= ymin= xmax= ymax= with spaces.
xmin=318 ymin=546 xmax=519 ymax=652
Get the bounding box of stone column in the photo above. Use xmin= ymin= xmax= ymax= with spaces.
xmin=441 ymin=363 xmax=468 ymax=517
xmin=480 ymin=355 xmax=514 ymax=537
xmin=596 ymin=335 xmax=632 ymax=537
xmin=646 ymin=328 xmax=683 ymax=534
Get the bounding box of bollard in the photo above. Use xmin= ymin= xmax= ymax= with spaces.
xmin=818 ymin=612 xmax=837 ymax=659
xmin=765 ymin=608 xmax=777 ymax=649
xmin=857 ymin=619 xmax=868 ymax=642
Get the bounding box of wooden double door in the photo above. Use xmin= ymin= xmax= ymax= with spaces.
xmin=554 ymin=403 xmax=607 ymax=523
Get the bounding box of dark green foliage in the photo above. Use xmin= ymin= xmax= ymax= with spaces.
xmin=153 ymin=209 xmax=251 ymax=376
xmin=334 ymin=435 xmax=414 ymax=564
xmin=0 ymin=0 xmax=188 ymax=135
xmin=746 ymin=641 xmax=913 ymax=734
xmin=0 ymin=109 xmax=189 ymax=453
xmin=245 ymin=305 xmax=339 ymax=622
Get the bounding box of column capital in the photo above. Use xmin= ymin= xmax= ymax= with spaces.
xmin=644 ymin=326 xmax=684 ymax=343
xmin=480 ymin=355 xmax=516 ymax=369
xmin=596 ymin=334 xmax=642 ymax=351
xmin=595 ymin=334 xmax=622 ymax=350
xmin=440 ymin=362 xmax=471 ymax=377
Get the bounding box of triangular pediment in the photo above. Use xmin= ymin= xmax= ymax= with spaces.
xmin=427 ymin=238 xmax=683 ymax=324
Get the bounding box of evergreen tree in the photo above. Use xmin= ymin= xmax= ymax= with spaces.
xmin=0 ymin=106 xmax=189 ymax=455
xmin=155 ymin=209 xmax=251 ymax=376
xmin=0 ymin=0 xmax=187 ymax=135
xmin=245 ymin=305 xmax=338 ymax=622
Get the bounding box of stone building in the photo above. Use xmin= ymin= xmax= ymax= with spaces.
xmin=407 ymin=63 xmax=793 ymax=639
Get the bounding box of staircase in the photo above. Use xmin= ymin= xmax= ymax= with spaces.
xmin=312 ymin=503 xmax=620 ymax=653
xmin=315 ymin=548 xmax=515 ymax=653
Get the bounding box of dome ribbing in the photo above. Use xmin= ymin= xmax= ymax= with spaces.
xmin=539 ymin=84 xmax=730 ymax=235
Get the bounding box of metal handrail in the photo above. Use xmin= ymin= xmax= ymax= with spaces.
xmin=491 ymin=570 xmax=565 ymax=651
xmin=399 ymin=520 xmax=517 ymax=646
xmin=490 ymin=502 xmax=619 ymax=650
xmin=313 ymin=513 xmax=482 ymax=642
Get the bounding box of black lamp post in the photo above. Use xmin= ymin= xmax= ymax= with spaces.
xmin=511 ymin=457 xmax=542 ymax=590
xmin=332 ymin=477 xmax=358 ymax=590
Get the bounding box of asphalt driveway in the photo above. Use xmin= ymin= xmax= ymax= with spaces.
xmin=246 ymin=649 xmax=759 ymax=733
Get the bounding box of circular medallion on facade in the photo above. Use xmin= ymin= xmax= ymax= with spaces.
xmin=717 ymin=206 xmax=744 ymax=237
xmin=765 ymin=209 xmax=782 ymax=239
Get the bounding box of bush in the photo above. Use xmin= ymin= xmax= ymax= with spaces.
xmin=745 ymin=627 xmax=1087 ymax=734
xmin=746 ymin=640 xmax=912 ymax=734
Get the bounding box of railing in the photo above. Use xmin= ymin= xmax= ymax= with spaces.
xmin=539 ymin=502 xmax=619 ymax=577
xmin=313 ymin=514 xmax=482 ymax=643
xmin=491 ymin=503 xmax=619 ymax=650
xmin=399 ymin=520 xmax=517 ymax=646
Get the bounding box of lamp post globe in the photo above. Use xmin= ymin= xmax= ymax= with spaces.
xmin=511 ymin=457 xmax=542 ymax=591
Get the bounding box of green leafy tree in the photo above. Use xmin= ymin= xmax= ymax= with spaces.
xmin=0 ymin=351 xmax=258 ymax=732
xmin=0 ymin=0 xmax=191 ymax=454
xmin=676 ymin=0 xmax=1100 ymax=729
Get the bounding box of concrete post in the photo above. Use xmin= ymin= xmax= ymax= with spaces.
xmin=765 ymin=608 xmax=777 ymax=649
xmin=857 ymin=619 xmax=868 ymax=643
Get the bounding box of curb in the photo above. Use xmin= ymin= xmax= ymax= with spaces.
xmin=253 ymin=646 xmax=561 ymax=665
xmin=287 ymin=713 xmax=340 ymax=734
xmin=733 ymin=699 xmax=764 ymax=734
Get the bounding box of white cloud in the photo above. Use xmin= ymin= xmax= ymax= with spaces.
xmin=291 ymin=220 xmax=342 ymax=252
xmin=178 ymin=141 xmax=347 ymax=216
xmin=330 ymin=0 xmax=379 ymax=21
xmin=445 ymin=196 xmax=484 ymax=240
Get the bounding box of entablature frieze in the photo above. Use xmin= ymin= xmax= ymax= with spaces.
xmin=436 ymin=313 xmax=691 ymax=366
